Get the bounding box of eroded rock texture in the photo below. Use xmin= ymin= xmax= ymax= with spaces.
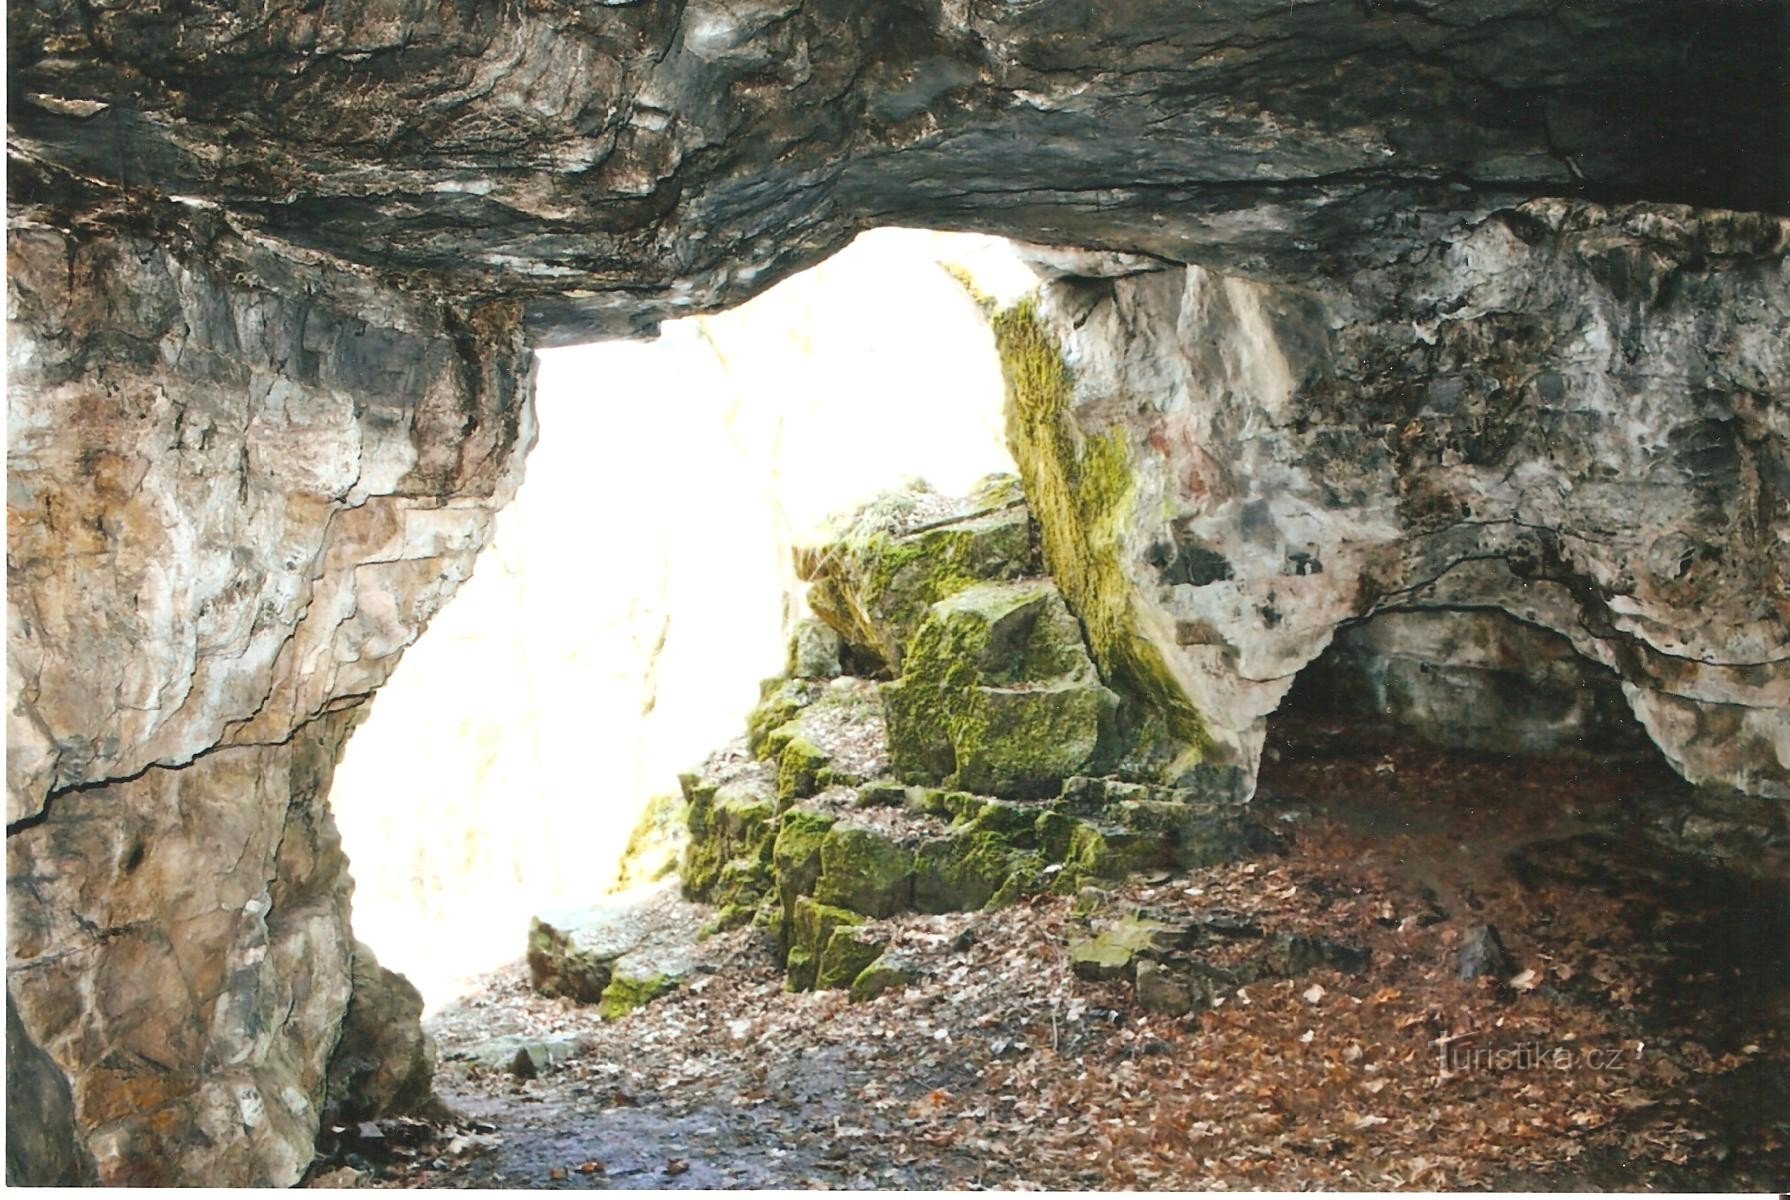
xmin=6 ymin=209 xmax=533 ymax=1183
xmin=1009 ymin=202 xmax=1788 ymax=799
xmin=7 ymin=0 xmax=1789 ymax=1186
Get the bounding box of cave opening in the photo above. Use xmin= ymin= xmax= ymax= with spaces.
xmin=326 ymin=228 xmax=1038 ymax=1014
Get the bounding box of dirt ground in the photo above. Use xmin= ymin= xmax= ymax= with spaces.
xmin=310 ymin=715 xmax=1790 ymax=1190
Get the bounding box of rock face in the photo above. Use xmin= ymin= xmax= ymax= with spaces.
xmin=322 ymin=943 xmax=437 ymax=1127
xmin=6 ymin=213 xmax=531 ymax=1183
xmin=9 ymin=2 xmax=1785 ymax=341
xmin=1002 ymin=203 xmax=1789 ymax=800
xmin=8 ymin=0 xmax=1789 ymax=1185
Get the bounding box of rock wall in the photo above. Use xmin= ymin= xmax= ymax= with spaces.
xmin=1005 ymin=202 xmax=1789 ymax=800
xmin=6 ymin=195 xmax=533 ymax=1183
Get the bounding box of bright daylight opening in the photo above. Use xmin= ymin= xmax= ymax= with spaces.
xmin=329 ymin=229 xmax=1039 ymax=1012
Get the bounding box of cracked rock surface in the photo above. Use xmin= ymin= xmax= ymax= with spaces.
xmin=1009 ymin=201 xmax=1789 ymax=800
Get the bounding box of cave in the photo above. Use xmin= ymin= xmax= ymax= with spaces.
xmin=7 ymin=0 xmax=1790 ymax=1189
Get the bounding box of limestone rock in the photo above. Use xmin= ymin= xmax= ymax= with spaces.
xmin=5 ymin=214 xmax=527 ymax=1185
xmin=883 ymin=580 xmax=1120 ymax=798
xmin=5 ymin=713 xmax=366 ymax=1186
xmin=816 ymin=926 xmax=889 ymax=992
xmin=1459 ymin=925 xmax=1516 ymax=982
xmin=681 ymin=775 xmax=777 ymax=908
xmin=784 ymin=897 xmax=865 ymax=993
xmin=526 ymin=881 xmax=704 ymax=1015
xmin=788 ymin=619 xmax=844 ymax=680
xmin=613 ymin=792 xmax=691 ymax=894
xmin=797 ymin=478 xmax=1034 ymax=673
xmin=460 ymin=1035 xmax=585 ymax=1078
xmin=1068 ymin=914 xmax=1196 ymax=982
xmin=322 ymin=943 xmax=437 ymax=1126
xmin=12 ymin=3 xmax=1782 ymax=344
xmin=814 ymin=826 xmax=914 ymax=918
xmin=849 ymin=954 xmax=923 ymax=1004
xmin=1003 ymin=204 xmax=1789 ymax=801
xmin=6 ymin=990 xmax=94 ymax=1185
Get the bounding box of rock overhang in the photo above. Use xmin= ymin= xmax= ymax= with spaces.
xmin=8 ymin=0 xmax=1788 ymax=343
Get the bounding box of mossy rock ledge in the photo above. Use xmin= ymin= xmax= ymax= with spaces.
xmin=677 ymin=480 xmax=1280 ymax=998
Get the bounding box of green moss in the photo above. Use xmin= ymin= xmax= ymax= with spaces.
xmin=776 ymin=735 xmax=830 ymax=805
xmin=814 ymin=825 xmax=913 ymax=917
xmin=747 ymin=678 xmax=817 ymax=758
xmin=939 ymin=261 xmax=997 ymax=318
xmin=786 ymin=897 xmax=864 ymax=991
xmin=883 ymin=581 xmax=1116 ymax=797
xmin=770 ymin=808 xmax=837 ymax=948
xmin=596 ymin=970 xmax=676 ymax=1019
xmin=1057 ymin=821 xmax=1163 ymax=888
xmin=801 ymin=486 xmax=1033 ymax=671
xmin=1035 ymin=809 xmax=1078 ymax=861
xmin=992 ymin=297 xmax=1211 ymax=768
xmin=615 ymin=792 xmax=689 ymax=892
xmin=681 ymin=781 xmax=775 ymax=903
xmin=816 ymin=926 xmax=888 ymax=991
xmin=849 ymin=953 xmax=920 ymax=1003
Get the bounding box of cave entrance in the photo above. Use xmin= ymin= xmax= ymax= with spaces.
xmin=326 ymin=229 xmax=1038 ymax=1014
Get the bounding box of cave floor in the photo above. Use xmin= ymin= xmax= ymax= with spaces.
xmin=318 ymin=723 xmax=1790 ymax=1190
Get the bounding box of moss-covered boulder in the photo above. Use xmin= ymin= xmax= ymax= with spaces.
xmin=527 ymin=881 xmax=705 ymax=1015
xmin=596 ymin=954 xmax=687 ymax=1020
xmin=796 ymin=476 xmax=1034 ymax=673
xmin=785 ymin=896 xmax=863 ymax=991
xmin=816 ymin=925 xmax=888 ymax=991
xmin=681 ymin=776 xmax=777 ymax=903
xmin=1067 ymin=912 xmax=1198 ymax=981
xmin=746 ymin=678 xmax=820 ymax=758
xmin=814 ymin=824 xmax=914 ymax=917
xmin=849 ymin=953 xmax=922 ymax=1003
xmin=771 ymin=808 xmax=837 ymax=924
xmin=775 ymin=735 xmax=829 ymax=805
xmin=912 ymin=829 xmax=1044 ymax=913
xmin=883 ymin=580 xmax=1119 ymax=798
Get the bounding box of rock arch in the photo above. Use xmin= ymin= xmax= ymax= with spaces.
xmin=7 ymin=0 xmax=1788 ymax=1184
